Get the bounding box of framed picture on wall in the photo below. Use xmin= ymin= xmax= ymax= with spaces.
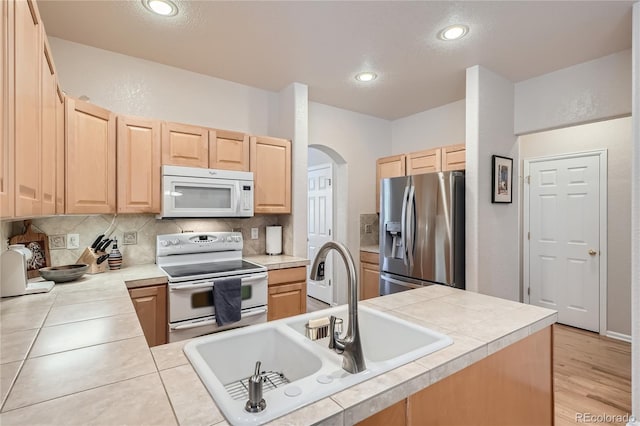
xmin=492 ymin=155 xmax=513 ymax=203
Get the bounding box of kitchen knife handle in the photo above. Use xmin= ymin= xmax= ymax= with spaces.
xmin=91 ymin=234 xmax=104 ymax=250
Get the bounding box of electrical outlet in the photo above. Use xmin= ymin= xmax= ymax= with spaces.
xmin=364 ymin=224 xmax=372 ymax=234
xmin=67 ymin=234 xmax=80 ymax=249
xmin=251 ymin=228 xmax=259 ymax=240
xmin=123 ymin=231 xmax=137 ymax=245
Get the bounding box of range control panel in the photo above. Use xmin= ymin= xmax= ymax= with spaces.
xmin=156 ymin=232 xmax=243 ymax=256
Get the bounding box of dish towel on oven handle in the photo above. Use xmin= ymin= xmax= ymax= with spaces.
xmin=213 ymin=277 xmax=242 ymax=326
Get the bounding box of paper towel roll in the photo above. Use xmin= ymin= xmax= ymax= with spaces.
xmin=266 ymin=226 xmax=282 ymax=255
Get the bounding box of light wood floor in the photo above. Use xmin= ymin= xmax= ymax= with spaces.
xmin=554 ymin=324 xmax=632 ymax=425
xmin=306 ymin=296 xmax=330 ymax=313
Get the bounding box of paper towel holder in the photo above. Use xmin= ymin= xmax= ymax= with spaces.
xmin=266 ymin=226 xmax=282 ymax=255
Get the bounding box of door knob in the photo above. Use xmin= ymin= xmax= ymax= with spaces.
xmin=588 ymin=249 xmax=597 ymax=256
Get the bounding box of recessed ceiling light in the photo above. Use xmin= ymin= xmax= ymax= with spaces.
xmin=355 ymin=72 xmax=377 ymax=82
xmin=142 ymin=0 xmax=178 ymax=16
xmin=438 ymin=25 xmax=469 ymax=41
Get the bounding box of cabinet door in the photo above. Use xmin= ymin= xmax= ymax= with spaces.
xmin=65 ymin=98 xmax=116 ymax=214
xmin=407 ymin=148 xmax=441 ymax=176
xmin=40 ymin=40 xmax=56 ymax=215
xmin=209 ymin=129 xmax=249 ymax=171
xmin=117 ymin=115 xmax=161 ymax=213
xmin=442 ymin=144 xmax=466 ymax=171
xmin=267 ymin=267 xmax=307 ymax=321
xmin=359 ymin=251 xmax=380 ymax=300
xmin=55 ymin=86 xmax=64 ymax=214
xmin=375 ymin=154 xmax=405 ymax=213
xmin=161 ymin=122 xmax=208 ymax=168
xmin=129 ymin=285 xmax=167 ymax=347
xmin=357 ymin=399 xmax=406 ymax=426
xmin=250 ymin=136 xmax=291 ymax=214
xmin=14 ymin=0 xmax=41 ymax=217
xmin=0 ymin=0 xmax=14 ymax=218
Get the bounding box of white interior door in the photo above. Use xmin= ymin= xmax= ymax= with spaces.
xmin=307 ymin=164 xmax=333 ymax=304
xmin=527 ymin=154 xmax=601 ymax=332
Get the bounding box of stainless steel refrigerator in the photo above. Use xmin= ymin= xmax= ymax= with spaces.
xmin=379 ymin=171 xmax=465 ymax=295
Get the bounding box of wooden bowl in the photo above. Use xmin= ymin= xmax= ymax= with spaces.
xmin=39 ymin=264 xmax=89 ymax=283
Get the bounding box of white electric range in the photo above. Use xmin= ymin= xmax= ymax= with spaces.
xmin=156 ymin=232 xmax=268 ymax=342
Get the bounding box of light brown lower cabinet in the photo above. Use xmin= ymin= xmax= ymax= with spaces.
xmin=128 ymin=284 xmax=167 ymax=347
xmin=358 ymin=326 xmax=553 ymax=425
xmin=267 ymin=267 xmax=307 ymax=321
xmin=359 ymin=250 xmax=380 ymax=300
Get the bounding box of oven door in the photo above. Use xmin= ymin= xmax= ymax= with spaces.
xmin=168 ymin=306 xmax=267 ymax=343
xmin=168 ymin=272 xmax=268 ymax=323
xmin=162 ymin=175 xmax=253 ymax=218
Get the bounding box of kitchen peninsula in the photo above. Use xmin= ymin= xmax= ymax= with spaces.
xmin=0 ymin=264 xmax=556 ymax=425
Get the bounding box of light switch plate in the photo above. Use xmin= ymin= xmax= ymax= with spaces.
xmin=251 ymin=228 xmax=259 ymax=240
xmin=364 ymin=224 xmax=372 ymax=234
xmin=67 ymin=234 xmax=80 ymax=249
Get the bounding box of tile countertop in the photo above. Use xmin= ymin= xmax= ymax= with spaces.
xmin=0 ymin=264 xmax=557 ymax=426
xmin=359 ymin=245 xmax=379 ymax=254
xmin=244 ymin=254 xmax=310 ymax=270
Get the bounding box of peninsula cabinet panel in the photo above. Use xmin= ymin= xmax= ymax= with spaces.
xmin=267 ymin=267 xmax=306 ymax=321
xmin=55 ymin=86 xmax=64 ymax=214
xmin=40 ymin=39 xmax=56 ymax=216
xmin=14 ymin=0 xmax=42 ymax=217
xmin=407 ymin=148 xmax=441 ymax=176
xmin=357 ymin=399 xmax=406 ymax=426
xmin=407 ymin=326 xmax=553 ymax=426
xmin=441 ymin=144 xmax=466 ymax=171
xmin=65 ymin=98 xmax=116 ymax=214
xmin=117 ymin=115 xmax=161 ymax=213
xmin=209 ymin=129 xmax=249 ymax=171
xmin=0 ymin=0 xmax=14 ymax=218
xmin=375 ymin=154 xmax=405 ymax=213
xmin=161 ymin=122 xmax=208 ymax=168
xmin=129 ymin=284 xmax=167 ymax=347
xmin=359 ymin=251 xmax=380 ymax=300
xmin=250 ymin=136 xmax=291 ymax=214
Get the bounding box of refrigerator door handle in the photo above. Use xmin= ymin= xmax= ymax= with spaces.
xmin=380 ymin=273 xmax=422 ymax=290
xmin=406 ymin=185 xmax=416 ymax=268
xmin=449 ymin=173 xmax=456 ymax=284
xmin=400 ymin=183 xmax=410 ymax=266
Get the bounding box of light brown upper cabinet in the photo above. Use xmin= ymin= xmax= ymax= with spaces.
xmin=0 ymin=0 xmax=14 ymax=218
xmin=407 ymin=148 xmax=442 ymax=175
xmin=117 ymin=115 xmax=161 ymax=213
xmin=14 ymin=0 xmax=42 ymax=217
xmin=55 ymin=86 xmax=64 ymax=214
xmin=65 ymin=98 xmax=116 ymax=214
xmin=161 ymin=122 xmax=208 ymax=168
xmin=40 ymin=38 xmax=56 ymax=216
xmin=375 ymin=154 xmax=406 ymax=213
xmin=442 ymin=144 xmax=466 ymax=171
xmin=209 ymin=129 xmax=249 ymax=171
xmin=250 ymin=136 xmax=291 ymax=214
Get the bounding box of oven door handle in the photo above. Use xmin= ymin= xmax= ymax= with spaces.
xmin=171 ymin=283 xmax=213 ymax=291
xmin=169 ymin=307 xmax=267 ymax=330
xmin=240 ymin=273 xmax=268 ymax=283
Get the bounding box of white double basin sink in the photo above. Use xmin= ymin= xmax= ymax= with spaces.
xmin=184 ymin=305 xmax=452 ymax=426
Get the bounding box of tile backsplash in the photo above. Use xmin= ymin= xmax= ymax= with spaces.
xmin=4 ymin=215 xmax=290 ymax=267
xmin=360 ymin=213 xmax=379 ymax=247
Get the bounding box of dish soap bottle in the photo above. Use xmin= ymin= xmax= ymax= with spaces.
xmin=108 ymin=238 xmax=123 ymax=270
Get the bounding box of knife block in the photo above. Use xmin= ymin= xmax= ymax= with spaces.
xmin=76 ymin=247 xmax=108 ymax=274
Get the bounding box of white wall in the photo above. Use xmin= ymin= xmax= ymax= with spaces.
xmin=519 ymin=117 xmax=632 ymax=336
xmin=308 ymin=147 xmax=333 ymax=166
xmin=515 ymin=50 xmax=631 ymax=135
xmin=466 ymin=66 xmax=519 ymax=301
xmin=49 ymin=37 xmax=276 ymax=134
xmin=308 ymin=102 xmax=391 ymax=303
xmin=391 ymin=100 xmax=465 ymax=154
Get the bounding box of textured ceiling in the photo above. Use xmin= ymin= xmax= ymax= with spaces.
xmin=37 ymin=1 xmax=633 ymax=120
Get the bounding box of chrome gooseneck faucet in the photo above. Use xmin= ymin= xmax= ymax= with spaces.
xmin=310 ymin=241 xmax=366 ymax=374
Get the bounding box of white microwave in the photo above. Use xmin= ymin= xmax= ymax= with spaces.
xmin=159 ymin=165 xmax=254 ymax=218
